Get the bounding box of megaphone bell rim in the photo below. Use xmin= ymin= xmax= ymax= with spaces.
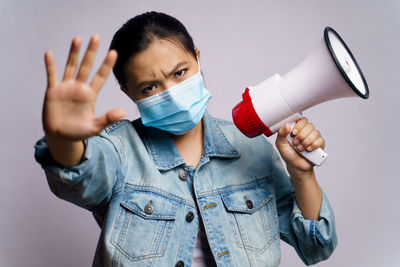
xmin=324 ymin=26 xmax=370 ymax=99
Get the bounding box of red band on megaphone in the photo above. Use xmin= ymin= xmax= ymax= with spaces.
xmin=232 ymin=88 xmax=274 ymax=138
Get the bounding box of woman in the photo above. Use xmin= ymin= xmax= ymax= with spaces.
xmin=35 ymin=11 xmax=337 ymax=267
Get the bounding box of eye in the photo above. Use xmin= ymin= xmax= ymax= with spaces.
xmin=142 ymin=84 xmax=157 ymax=94
xmin=174 ymin=69 xmax=187 ymax=78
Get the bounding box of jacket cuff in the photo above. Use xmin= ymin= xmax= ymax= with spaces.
xmin=34 ymin=136 xmax=93 ymax=184
xmin=291 ymin=190 xmax=336 ymax=246
xmin=290 ymin=190 xmax=337 ymax=265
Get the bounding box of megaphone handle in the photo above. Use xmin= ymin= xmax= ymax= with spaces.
xmin=286 ymin=122 xmax=328 ymax=166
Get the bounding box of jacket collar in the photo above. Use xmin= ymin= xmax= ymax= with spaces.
xmin=133 ymin=111 xmax=240 ymax=171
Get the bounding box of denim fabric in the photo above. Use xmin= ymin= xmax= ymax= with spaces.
xmin=34 ymin=111 xmax=337 ymax=267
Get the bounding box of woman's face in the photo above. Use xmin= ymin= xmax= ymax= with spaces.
xmin=122 ymin=38 xmax=200 ymax=101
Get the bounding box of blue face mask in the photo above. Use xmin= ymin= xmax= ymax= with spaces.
xmin=134 ymin=71 xmax=212 ymax=135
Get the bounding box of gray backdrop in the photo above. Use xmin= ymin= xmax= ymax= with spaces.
xmin=1 ymin=0 xmax=399 ymax=266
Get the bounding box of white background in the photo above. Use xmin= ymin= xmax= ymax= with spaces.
xmin=1 ymin=0 xmax=399 ymax=266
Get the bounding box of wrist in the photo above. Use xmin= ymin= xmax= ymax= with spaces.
xmin=45 ymin=134 xmax=85 ymax=168
xmin=287 ymin=165 xmax=315 ymax=182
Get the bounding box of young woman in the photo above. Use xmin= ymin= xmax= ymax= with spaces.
xmin=35 ymin=11 xmax=337 ymax=267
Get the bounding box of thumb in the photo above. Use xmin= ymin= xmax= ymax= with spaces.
xmin=93 ymin=108 xmax=126 ymax=132
xmin=275 ymin=123 xmax=291 ymax=147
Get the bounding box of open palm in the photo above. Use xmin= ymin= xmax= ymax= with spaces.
xmin=43 ymin=35 xmax=125 ymax=141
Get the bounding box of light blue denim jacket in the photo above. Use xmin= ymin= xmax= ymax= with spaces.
xmin=34 ymin=111 xmax=337 ymax=267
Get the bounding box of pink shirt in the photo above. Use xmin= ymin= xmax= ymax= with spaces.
xmin=192 ymin=216 xmax=217 ymax=267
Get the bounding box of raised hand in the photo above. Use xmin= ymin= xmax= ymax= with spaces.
xmin=43 ymin=35 xmax=125 ymax=141
xmin=42 ymin=35 xmax=125 ymax=167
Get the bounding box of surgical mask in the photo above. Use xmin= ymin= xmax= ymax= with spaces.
xmin=134 ymin=70 xmax=212 ymax=135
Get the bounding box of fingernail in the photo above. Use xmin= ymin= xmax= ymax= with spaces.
xmin=292 ymin=129 xmax=298 ymax=135
xmin=293 ymin=139 xmax=299 ymax=145
xmin=307 ymin=146 xmax=313 ymax=151
xmin=297 ymin=145 xmax=304 ymax=151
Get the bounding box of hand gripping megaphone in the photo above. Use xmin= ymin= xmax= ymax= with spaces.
xmin=232 ymin=27 xmax=369 ymax=166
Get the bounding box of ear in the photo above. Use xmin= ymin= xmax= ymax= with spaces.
xmin=195 ymin=49 xmax=200 ymax=61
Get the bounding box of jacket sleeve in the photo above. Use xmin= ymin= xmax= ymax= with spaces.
xmin=34 ymin=132 xmax=123 ymax=212
xmin=271 ymin=148 xmax=337 ymax=265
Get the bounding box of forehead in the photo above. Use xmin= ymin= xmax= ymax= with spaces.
xmin=125 ymin=39 xmax=194 ymax=80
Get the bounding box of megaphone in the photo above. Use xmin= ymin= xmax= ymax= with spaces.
xmin=232 ymin=27 xmax=369 ymax=166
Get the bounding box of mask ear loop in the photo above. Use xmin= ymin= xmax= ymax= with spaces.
xmin=197 ymin=59 xmax=202 ymax=74
xmin=196 ymin=58 xmax=207 ymax=87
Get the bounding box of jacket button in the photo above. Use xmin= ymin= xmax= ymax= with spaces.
xmin=175 ymin=260 xmax=184 ymax=267
xmin=144 ymin=203 xmax=154 ymax=215
xmin=179 ymin=170 xmax=189 ymax=181
xmin=246 ymin=199 xmax=254 ymax=209
xmin=186 ymin=211 xmax=195 ymax=222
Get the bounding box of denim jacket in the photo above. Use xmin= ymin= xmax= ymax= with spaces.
xmin=34 ymin=111 xmax=337 ymax=267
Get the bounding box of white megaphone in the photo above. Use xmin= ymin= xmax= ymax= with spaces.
xmin=232 ymin=27 xmax=369 ymax=166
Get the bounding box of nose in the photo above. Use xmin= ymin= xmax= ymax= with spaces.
xmin=163 ymin=80 xmax=180 ymax=90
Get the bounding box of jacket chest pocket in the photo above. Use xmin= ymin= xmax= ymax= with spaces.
xmin=111 ymin=187 xmax=178 ymax=262
xmin=221 ymin=182 xmax=279 ymax=253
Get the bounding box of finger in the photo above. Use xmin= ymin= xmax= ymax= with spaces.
xmin=306 ymin=137 xmax=325 ymax=151
xmin=76 ymin=35 xmax=100 ymax=83
xmin=93 ymin=108 xmax=126 ymax=132
xmin=63 ymin=37 xmax=82 ymax=80
xmin=89 ymin=50 xmax=118 ymax=92
xmin=293 ymin=121 xmax=314 ymax=143
xmin=291 ymin=117 xmax=308 ymax=136
xmin=277 ymin=123 xmax=291 ymax=137
xmin=300 ymin=129 xmax=321 ymax=150
xmin=44 ymin=51 xmax=59 ymax=88
xmin=276 ymin=123 xmax=291 ymax=149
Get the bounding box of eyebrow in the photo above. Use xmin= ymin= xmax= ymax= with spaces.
xmin=134 ymin=61 xmax=190 ymax=91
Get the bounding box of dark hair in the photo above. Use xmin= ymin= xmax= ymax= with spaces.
xmin=110 ymin=11 xmax=197 ymax=87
